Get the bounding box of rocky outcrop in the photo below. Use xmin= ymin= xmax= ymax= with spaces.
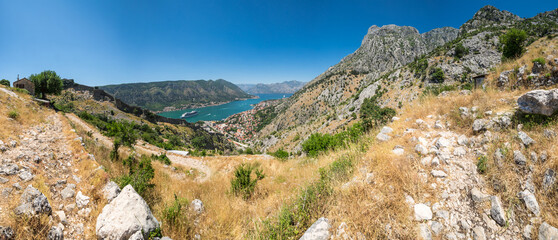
xmin=96 ymin=185 xmax=160 ymax=240
xmin=518 ymin=89 xmax=558 ymax=116
xmin=459 ymin=5 xmax=522 ymax=35
xmin=14 ymin=185 xmax=52 ymax=216
xmin=102 ymin=181 xmax=121 ymax=202
xmin=300 ymin=217 xmax=331 ymax=240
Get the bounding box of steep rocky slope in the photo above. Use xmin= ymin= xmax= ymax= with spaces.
xmin=254 ymin=5 xmax=558 ymax=152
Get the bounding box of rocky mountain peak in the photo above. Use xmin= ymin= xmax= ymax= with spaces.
xmin=460 ymin=5 xmax=522 ymax=35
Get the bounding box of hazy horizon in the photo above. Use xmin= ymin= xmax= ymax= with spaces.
xmin=1 ymin=0 xmax=556 ymax=86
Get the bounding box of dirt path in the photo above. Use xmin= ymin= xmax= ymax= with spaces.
xmin=65 ymin=114 xmax=212 ymax=182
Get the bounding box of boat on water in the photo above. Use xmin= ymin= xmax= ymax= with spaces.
xmin=181 ymin=110 xmax=199 ymax=118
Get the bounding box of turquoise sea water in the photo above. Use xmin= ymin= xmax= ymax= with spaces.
xmin=158 ymin=93 xmax=291 ymax=122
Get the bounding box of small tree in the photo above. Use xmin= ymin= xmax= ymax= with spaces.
xmin=29 ymin=70 xmax=62 ymax=99
xmin=359 ymin=97 xmax=396 ymax=132
xmin=500 ymin=28 xmax=527 ymax=59
xmin=454 ymin=43 xmax=469 ymax=59
xmin=0 ymin=79 xmax=9 ymax=87
xmin=430 ymin=67 xmax=445 ymax=83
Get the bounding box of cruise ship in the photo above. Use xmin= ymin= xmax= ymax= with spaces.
xmin=180 ymin=110 xmax=199 ymax=118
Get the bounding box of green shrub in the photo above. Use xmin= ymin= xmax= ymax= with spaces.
xmin=162 ymin=194 xmax=189 ymax=225
xmin=359 ymin=97 xmax=396 ymax=131
xmin=477 ymin=155 xmax=488 ymax=174
xmin=153 ymin=154 xmax=171 ymax=165
xmin=244 ymin=148 xmax=254 ymax=155
xmin=231 ymin=163 xmax=265 ymax=199
xmin=271 ymin=149 xmax=289 ymax=161
xmin=532 ymin=57 xmax=546 ymax=65
xmin=423 ymin=84 xmax=457 ymax=96
xmin=0 ymin=79 xmax=9 ymax=87
xmin=500 ymin=28 xmax=527 ymax=59
xmin=302 ymin=133 xmax=335 ymax=157
xmin=430 ymin=67 xmax=445 ymax=83
xmin=7 ymin=109 xmax=18 ymax=119
xmin=116 ymin=156 xmax=155 ymax=198
xmin=454 ymin=43 xmax=469 ymax=59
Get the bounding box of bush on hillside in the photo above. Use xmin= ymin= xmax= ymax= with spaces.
xmin=430 ymin=67 xmax=445 ymax=83
xmin=271 ymin=148 xmax=289 ymax=161
xmin=454 ymin=43 xmax=469 ymax=59
xmin=500 ymin=28 xmax=527 ymax=59
xmin=231 ymin=163 xmax=265 ymax=200
xmin=7 ymin=109 xmax=18 ymax=119
xmin=116 ymin=155 xmax=155 ymax=198
xmin=359 ymin=97 xmax=396 ymax=132
xmin=532 ymin=57 xmax=546 ymax=65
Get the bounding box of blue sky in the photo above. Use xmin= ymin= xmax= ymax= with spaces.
xmin=0 ymin=1 xmax=556 ymax=86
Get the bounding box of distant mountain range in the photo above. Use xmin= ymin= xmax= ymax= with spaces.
xmin=237 ymin=80 xmax=307 ymax=94
xmin=99 ymin=79 xmax=254 ymax=112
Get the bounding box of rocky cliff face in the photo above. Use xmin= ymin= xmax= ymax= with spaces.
xmin=254 ymin=6 xmax=558 ymax=152
xmin=331 ymin=25 xmax=458 ymax=77
xmin=459 ymin=5 xmax=522 ymax=35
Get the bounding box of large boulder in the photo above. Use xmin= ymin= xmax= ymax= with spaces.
xmin=299 ymin=217 xmax=331 ymax=240
xmin=14 ymin=185 xmax=52 ymax=216
xmin=517 ymin=89 xmax=558 ymax=116
xmin=490 ymin=196 xmax=506 ymax=226
xmin=96 ymin=185 xmax=160 ymax=240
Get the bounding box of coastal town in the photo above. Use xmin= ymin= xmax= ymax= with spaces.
xmin=202 ymin=99 xmax=280 ymax=144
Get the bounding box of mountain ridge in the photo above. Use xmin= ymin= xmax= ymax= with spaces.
xmin=99 ymin=79 xmax=254 ymax=112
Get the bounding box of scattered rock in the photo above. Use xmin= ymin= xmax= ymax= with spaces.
xmin=0 ymin=164 xmax=19 ymax=175
xmin=453 ymin=147 xmax=466 ymax=157
xmin=365 ymin=173 xmax=374 ymax=184
xmin=191 ymin=199 xmax=204 ymax=214
xmin=493 ymin=149 xmax=504 ymax=167
xmin=435 ymin=137 xmax=450 ymax=148
xmin=457 ymin=135 xmax=469 ymax=146
xmin=544 ymin=129 xmax=556 ymax=139
xmin=459 ymin=219 xmax=471 ymax=231
xmin=47 ymin=226 xmax=63 ymax=240
xmin=96 ymin=185 xmax=160 ymax=240
xmin=392 ymin=146 xmax=404 ymax=156
xmin=418 ymin=223 xmax=432 ymax=240
xmin=76 ymin=191 xmax=90 ymax=209
xmin=18 ymin=170 xmax=33 ymax=182
xmin=472 ymin=226 xmax=486 ymax=240
xmin=490 ymin=196 xmax=506 ymax=226
xmin=0 ymin=177 xmax=8 ymax=184
xmin=299 ymin=217 xmax=331 ymax=240
xmin=471 ymin=187 xmax=489 ymax=202
xmin=431 ymin=170 xmax=447 ymax=178
xmin=414 ymin=204 xmax=432 ymax=221
xmin=380 ymin=126 xmax=393 ymax=134
xmin=517 ymin=89 xmax=558 ymax=116
xmin=543 ymin=169 xmax=556 ymax=191
xmin=473 ymin=119 xmax=490 ymax=133
xmin=431 ymin=221 xmax=443 ymax=236
xmin=54 ymin=210 xmax=67 ymax=225
xmin=518 ymin=190 xmax=540 ymax=216
xmin=0 ymin=226 xmax=15 ymax=240
xmin=102 ymin=181 xmax=121 ymax=202
xmin=514 ymin=150 xmax=527 ymax=165
xmin=14 ymin=185 xmax=52 ymax=216
xmin=415 ymin=144 xmax=428 ymax=155
xmin=518 ymin=131 xmax=535 ymax=147
xmin=60 ymin=185 xmax=75 ymax=200
xmin=539 ymin=222 xmax=558 ymax=240
xmin=376 ymin=133 xmax=391 ymax=142
xmin=436 ymin=210 xmax=449 ymax=220
xmin=540 ymin=151 xmax=549 ymax=162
